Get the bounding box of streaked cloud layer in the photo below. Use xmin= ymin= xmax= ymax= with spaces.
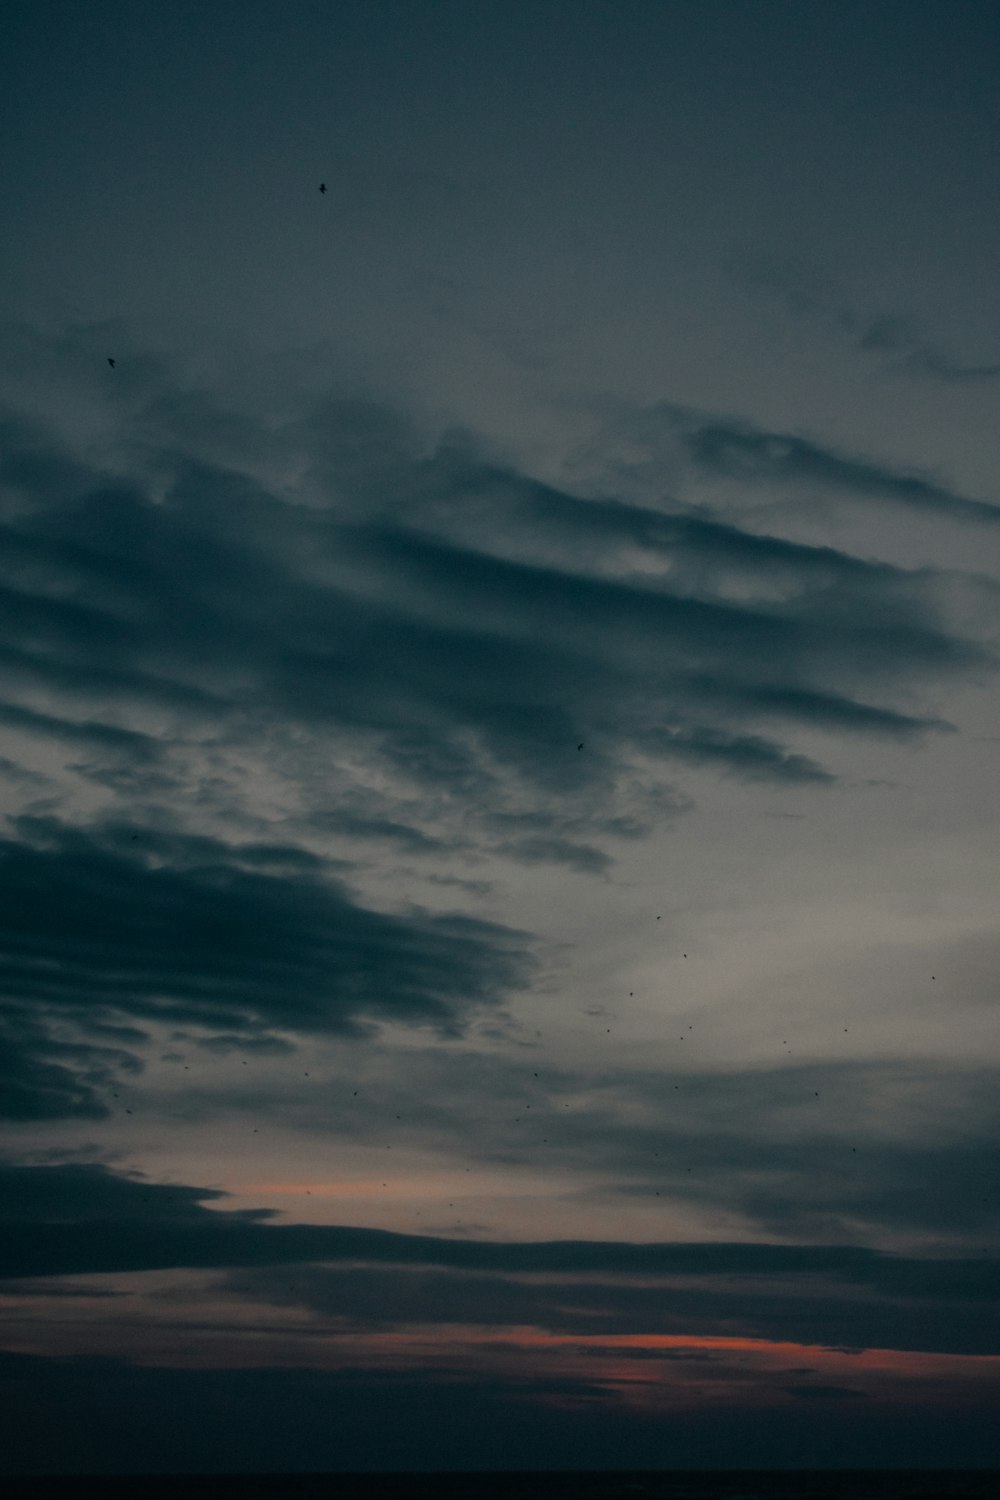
xmin=1 ymin=0 xmax=998 ymax=1475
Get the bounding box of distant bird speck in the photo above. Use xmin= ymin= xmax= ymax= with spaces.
xmin=319 ymin=183 xmax=327 ymax=193
xmin=577 ymin=743 xmax=584 ymax=750
xmin=107 ymin=357 xmax=115 ymax=368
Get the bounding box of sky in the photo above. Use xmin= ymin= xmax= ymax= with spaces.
xmin=1 ymin=0 xmax=999 ymax=1475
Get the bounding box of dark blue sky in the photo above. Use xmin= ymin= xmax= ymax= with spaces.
xmin=1 ymin=0 xmax=999 ymax=1474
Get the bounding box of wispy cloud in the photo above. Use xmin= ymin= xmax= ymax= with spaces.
xmin=730 ymin=256 xmax=1000 ymax=386
xmin=680 ymin=416 xmax=1000 ymax=524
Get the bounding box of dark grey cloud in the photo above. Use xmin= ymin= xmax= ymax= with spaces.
xmin=0 ymin=360 xmax=987 ymax=875
xmin=509 ymin=1058 xmax=1000 ymax=1248
xmin=635 ymin=723 xmax=831 ymax=784
xmin=2 ymin=342 xmax=996 ymax=1300
xmin=309 ymin=1047 xmax=1000 ymax=1254
xmin=0 ymin=1282 xmax=124 ymax=1299
xmin=678 ymin=676 xmax=954 ymax=739
xmin=2 ymin=1159 xmax=999 ymax=1356
xmin=304 ymin=808 xmax=448 ymax=855
xmin=728 ymin=1127 xmax=1000 ymax=1245
xmin=0 ymin=1014 xmax=140 ymax=1121
xmin=224 ymin=1255 xmax=1000 ymax=1356
xmin=0 ymin=700 xmax=161 ymax=764
xmin=0 ymin=1161 xmax=235 ymax=1226
xmin=3 ymin=0 xmax=1000 ymax=1472
xmin=680 ymin=418 xmax=1000 ymax=526
xmin=6 ymin=1346 xmax=998 ymax=1475
xmin=0 ymin=815 xmax=535 ymax=1117
xmin=0 ymin=1159 xmax=977 ymax=1283
xmin=492 ymin=833 xmax=613 ymax=874
xmin=780 ymin=1384 xmax=868 ymax=1401
xmin=576 ymin=1345 xmax=721 ymax=1363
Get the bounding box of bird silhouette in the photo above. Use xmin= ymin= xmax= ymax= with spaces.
xmin=107 ymin=357 xmax=115 ymax=368
xmin=319 ymin=183 xmax=327 ymax=194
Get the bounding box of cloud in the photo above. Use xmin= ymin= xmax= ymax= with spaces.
xmin=636 ymin=722 xmax=832 ymax=783
xmin=307 ymin=1046 xmax=1000 ymax=1255
xmin=679 ymin=676 xmax=954 ymax=739
xmin=0 ymin=700 xmax=161 ymax=763
xmin=513 ymin=1055 xmax=1000 ymax=1248
xmin=679 ymin=417 xmax=1000 ymax=526
xmin=6 ymin=1346 xmax=997 ymax=1473
xmin=780 ymin=1383 xmax=868 ymax=1400
xmin=854 ymin=314 xmax=1000 ymax=382
xmin=224 ymin=1252 xmax=1000 ymax=1356
xmin=0 ymin=331 xmax=994 ymax=1119
xmin=492 ymin=833 xmax=614 ymax=874
xmin=0 ymin=352 xmax=988 ymax=860
xmin=0 ymin=816 xmax=536 ymax=1117
xmin=895 ymin=346 xmax=1000 ymax=384
xmin=729 ymin=256 xmax=1000 ymax=386
xmin=2 ymin=1160 xmax=999 ymax=1356
xmin=0 ymin=1015 xmax=137 ymax=1121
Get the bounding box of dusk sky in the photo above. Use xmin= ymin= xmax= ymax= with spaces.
xmin=2 ymin=0 xmax=1000 ymax=1475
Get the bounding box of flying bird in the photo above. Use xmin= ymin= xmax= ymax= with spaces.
xmin=107 ymin=357 xmax=115 ymax=368
xmin=319 ymin=182 xmax=327 ymax=193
